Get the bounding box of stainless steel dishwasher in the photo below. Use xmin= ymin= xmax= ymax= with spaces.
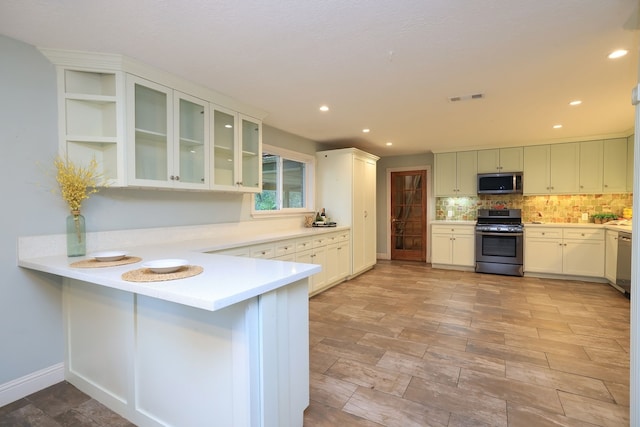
xmin=616 ymin=231 xmax=632 ymax=297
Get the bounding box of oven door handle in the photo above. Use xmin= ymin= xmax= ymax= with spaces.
xmin=476 ymin=231 xmax=523 ymax=237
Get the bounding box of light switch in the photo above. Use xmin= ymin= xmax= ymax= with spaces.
xmin=582 ymin=213 xmax=588 ymax=221
xmin=447 ymin=210 xmax=453 ymax=217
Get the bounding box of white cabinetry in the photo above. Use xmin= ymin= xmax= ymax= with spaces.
xmin=435 ymin=151 xmax=478 ymax=196
xmin=42 ymin=49 xmax=265 ymax=193
xmin=605 ymin=230 xmax=619 ymax=284
xmin=210 ymin=230 xmax=351 ymax=295
xmin=127 ymin=76 xmax=210 ymax=189
xmin=579 ymin=140 xmax=603 ymax=193
xmin=55 ymin=68 xmax=126 ymax=186
xmin=524 ymin=143 xmax=579 ymax=194
xmin=602 ymin=138 xmax=628 ymax=193
xmin=325 ymin=231 xmax=351 ymax=286
xmin=431 ymin=224 xmax=475 ymax=268
xmin=524 ymin=227 xmax=604 ymax=278
xmin=627 ymin=135 xmax=634 ymax=192
xmin=317 ymin=148 xmax=379 ymax=277
xmin=477 ymin=147 xmax=523 ymax=173
xmin=296 ymin=236 xmax=327 ymax=294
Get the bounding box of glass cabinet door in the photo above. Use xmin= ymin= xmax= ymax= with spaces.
xmin=212 ymin=107 xmax=237 ymax=188
xmin=130 ymin=77 xmax=172 ymax=184
xmin=175 ymin=94 xmax=208 ymax=187
xmin=239 ymin=115 xmax=262 ymax=192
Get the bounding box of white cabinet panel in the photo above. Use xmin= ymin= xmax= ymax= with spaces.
xmin=579 ymin=140 xmax=603 ymax=193
xmin=524 ymin=227 xmax=604 ymax=278
xmin=605 ymin=230 xmax=618 ymax=284
xmin=602 ymin=137 xmax=628 ymax=193
xmin=524 ymin=144 xmax=579 ymax=194
xmin=477 ymin=147 xmax=523 ymax=173
xmin=317 ymin=148 xmax=378 ymax=278
xmin=435 ymin=151 xmax=477 ymax=196
xmin=431 ymin=224 xmax=475 ymax=267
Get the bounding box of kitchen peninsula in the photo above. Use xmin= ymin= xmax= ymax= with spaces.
xmin=18 ymin=222 xmax=329 ymax=427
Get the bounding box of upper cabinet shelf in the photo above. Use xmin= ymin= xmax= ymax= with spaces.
xmin=41 ymin=48 xmax=267 ymax=192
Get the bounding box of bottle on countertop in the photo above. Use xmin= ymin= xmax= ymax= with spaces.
xmin=315 ymin=211 xmax=322 ymax=223
xmin=320 ymin=208 xmax=326 ymax=221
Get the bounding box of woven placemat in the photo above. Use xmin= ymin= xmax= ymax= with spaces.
xmin=70 ymin=256 xmax=142 ymax=268
xmin=121 ymin=265 xmax=203 ymax=282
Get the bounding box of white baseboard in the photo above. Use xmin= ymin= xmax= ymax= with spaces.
xmin=0 ymin=363 xmax=64 ymax=407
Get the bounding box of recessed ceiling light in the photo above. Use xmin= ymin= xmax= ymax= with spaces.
xmin=386 ymin=142 xmax=393 ymax=146
xmin=225 ymin=124 xmax=233 ymax=128
xmin=569 ymin=100 xmax=582 ymax=106
xmin=319 ymin=105 xmax=329 ymax=112
xmin=362 ymin=128 xmax=370 ymax=133
xmin=608 ymin=49 xmax=628 ymax=59
xmin=553 ymin=124 xmax=563 ymax=129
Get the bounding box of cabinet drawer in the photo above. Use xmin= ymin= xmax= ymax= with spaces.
xmin=296 ymin=237 xmax=314 ymax=252
xmin=432 ymin=224 xmax=475 ymax=235
xmin=525 ymin=228 xmax=562 ymax=239
xmin=313 ymin=236 xmax=328 ymax=247
xmin=274 ymin=240 xmax=296 ymax=257
xmin=336 ymin=231 xmax=350 ymax=242
xmin=249 ymin=243 xmax=275 ymax=259
xmin=563 ymin=228 xmax=604 ymax=240
xmin=324 ymin=232 xmax=342 ymax=244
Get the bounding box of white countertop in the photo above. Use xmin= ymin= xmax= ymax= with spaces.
xmin=523 ymin=221 xmax=632 ymax=233
xmin=17 ymin=227 xmax=352 ymax=312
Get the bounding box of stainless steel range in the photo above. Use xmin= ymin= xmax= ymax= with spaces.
xmin=475 ymin=209 xmax=524 ymax=276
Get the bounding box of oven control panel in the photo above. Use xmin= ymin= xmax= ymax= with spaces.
xmin=475 ymin=224 xmax=523 ymax=233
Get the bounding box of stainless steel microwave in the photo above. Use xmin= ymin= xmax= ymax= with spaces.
xmin=477 ymin=172 xmax=523 ymax=195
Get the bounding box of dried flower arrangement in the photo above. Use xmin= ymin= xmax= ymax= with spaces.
xmin=53 ymin=156 xmax=103 ymax=213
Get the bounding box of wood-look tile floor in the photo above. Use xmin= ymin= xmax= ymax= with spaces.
xmin=1 ymin=261 xmax=630 ymax=426
xmin=304 ymin=261 xmax=630 ymax=427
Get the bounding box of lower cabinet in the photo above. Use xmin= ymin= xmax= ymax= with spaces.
xmin=211 ymin=230 xmax=350 ymax=296
xmin=605 ymin=230 xmax=619 ymax=284
xmin=325 ymin=234 xmax=350 ymax=288
xmin=431 ymin=224 xmax=475 ymax=267
xmin=524 ymin=227 xmax=605 ymax=277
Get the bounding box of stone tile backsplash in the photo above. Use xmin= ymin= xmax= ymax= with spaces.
xmin=435 ymin=193 xmax=633 ymax=223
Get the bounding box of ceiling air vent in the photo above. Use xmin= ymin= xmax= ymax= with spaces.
xmin=449 ymin=93 xmax=485 ymax=102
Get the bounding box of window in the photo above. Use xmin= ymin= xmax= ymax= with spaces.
xmin=253 ymin=145 xmax=314 ymax=214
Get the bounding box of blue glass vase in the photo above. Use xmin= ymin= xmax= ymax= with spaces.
xmin=66 ymin=211 xmax=86 ymax=257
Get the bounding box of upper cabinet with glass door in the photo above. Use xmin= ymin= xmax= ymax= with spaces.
xmin=58 ymin=69 xmax=126 ymax=186
xmin=42 ymin=49 xmax=265 ymax=192
xmin=126 ymin=75 xmax=209 ymax=190
xmin=239 ymin=114 xmax=262 ymax=192
xmin=211 ymin=106 xmax=238 ymax=191
xmin=210 ymin=109 xmax=262 ymax=192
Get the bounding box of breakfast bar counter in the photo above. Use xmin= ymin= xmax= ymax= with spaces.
xmin=18 ymin=234 xmax=322 ymax=427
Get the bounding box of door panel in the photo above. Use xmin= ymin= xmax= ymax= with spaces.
xmin=391 ymin=170 xmax=427 ymax=261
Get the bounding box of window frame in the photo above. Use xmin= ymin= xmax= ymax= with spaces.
xmin=251 ymin=144 xmax=315 ymax=217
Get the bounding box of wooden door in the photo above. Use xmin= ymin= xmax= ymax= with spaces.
xmin=391 ymin=170 xmax=427 ymax=261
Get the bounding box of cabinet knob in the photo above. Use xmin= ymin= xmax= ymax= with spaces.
xmin=170 ymin=175 xmax=180 ymax=181
xmin=605 ymin=184 xmax=609 ymax=188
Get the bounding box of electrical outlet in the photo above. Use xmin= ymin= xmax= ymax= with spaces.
xmin=582 ymin=213 xmax=588 ymax=221
xmin=447 ymin=210 xmax=453 ymax=217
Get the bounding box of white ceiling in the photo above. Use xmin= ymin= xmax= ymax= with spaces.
xmin=2 ymin=0 xmax=639 ymax=157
